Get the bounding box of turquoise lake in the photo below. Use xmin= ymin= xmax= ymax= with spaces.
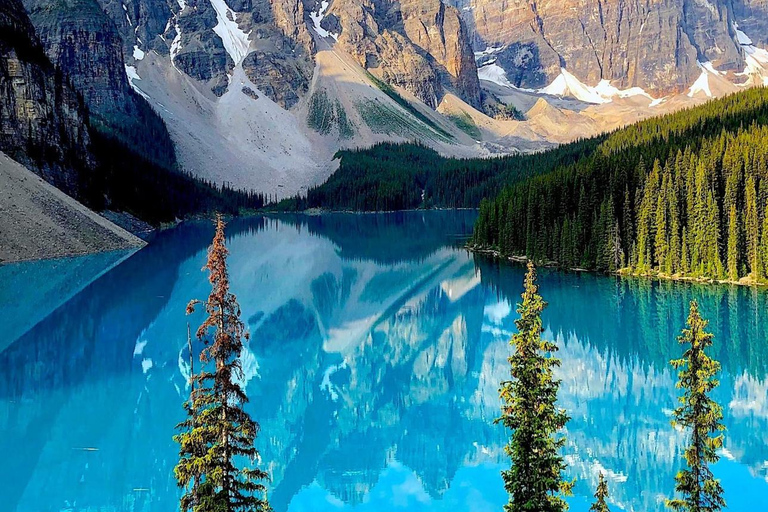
xmin=1 ymin=211 xmax=767 ymax=512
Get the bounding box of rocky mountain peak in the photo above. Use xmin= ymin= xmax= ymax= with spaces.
xmin=452 ymin=0 xmax=768 ymax=95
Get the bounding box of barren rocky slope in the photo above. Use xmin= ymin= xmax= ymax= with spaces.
xmin=0 ymin=151 xmax=145 ymax=263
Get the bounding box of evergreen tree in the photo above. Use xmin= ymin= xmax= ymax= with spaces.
xmin=745 ymin=176 xmax=760 ymax=278
xmin=175 ymin=215 xmax=271 ymax=512
xmin=466 ymin=88 xmax=768 ymax=283
xmin=589 ymin=473 xmax=610 ymax=512
xmin=760 ymin=205 xmax=768 ymax=279
xmin=727 ymin=206 xmax=739 ymax=281
xmin=667 ymin=301 xmax=726 ymax=512
xmin=497 ymin=263 xmax=572 ymax=512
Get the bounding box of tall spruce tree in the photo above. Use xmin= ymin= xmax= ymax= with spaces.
xmin=589 ymin=474 xmax=610 ymax=512
xmin=497 ymin=262 xmax=572 ymax=512
xmin=175 ymin=215 xmax=271 ymax=512
xmin=667 ymin=301 xmax=726 ymax=512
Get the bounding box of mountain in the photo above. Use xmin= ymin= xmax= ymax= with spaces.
xmin=5 ymin=0 xmax=768 ymax=206
xmin=0 ymin=0 xmax=93 ymax=198
xmin=452 ymin=0 xmax=768 ymax=94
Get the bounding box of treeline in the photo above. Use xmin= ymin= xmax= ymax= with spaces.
xmin=275 ymin=138 xmax=602 ymax=212
xmin=86 ymin=130 xmax=265 ymax=225
xmin=472 ymin=87 xmax=768 ymax=282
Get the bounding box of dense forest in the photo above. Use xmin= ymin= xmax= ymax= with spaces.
xmin=275 ymin=138 xmax=602 ymax=211
xmin=472 ymin=87 xmax=768 ymax=282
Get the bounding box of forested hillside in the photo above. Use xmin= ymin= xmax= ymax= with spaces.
xmin=472 ymin=87 xmax=768 ymax=282
xmin=278 ymin=139 xmax=601 ymax=211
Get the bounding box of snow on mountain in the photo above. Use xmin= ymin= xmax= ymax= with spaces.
xmin=735 ymin=24 xmax=768 ymax=87
xmin=310 ymin=1 xmax=339 ymax=40
xmin=473 ymin=46 xmax=505 ymax=58
xmin=735 ymin=25 xmax=753 ymax=45
xmin=124 ymin=65 xmax=150 ymax=99
xmin=593 ymin=80 xmax=653 ymax=100
xmin=477 ymin=62 xmax=513 ymax=87
xmin=479 ymin=64 xmax=654 ymax=105
xmin=209 ymin=0 xmax=251 ymax=65
xmin=537 ymin=69 xmax=656 ymax=104
xmin=540 ymin=69 xmax=610 ymax=104
xmin=688 ymin=62 xmax=715 ymax=98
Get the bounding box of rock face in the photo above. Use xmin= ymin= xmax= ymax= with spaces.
xmin=399 ymin=0 xmax=480 ymax=107
xmin=97 ymin=0 xmax=314 ymax=106
xmin=242 ymin=50 xmax=310 ymax=108
xmin=330 ymin=0 xmax=481 ymax=108
xmin=23 ymin=0 xmax=178 ymax=171
xmin=241 ymin=0 xmax=315 ymax=108
xmin=0 ymin=0 xmax=93 ymax=197
xmin=452 ymin=0 xmax=768 ymax=93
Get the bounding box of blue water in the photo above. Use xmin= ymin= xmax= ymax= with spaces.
xmin=2 ymin=211 xmax=767 ymax=512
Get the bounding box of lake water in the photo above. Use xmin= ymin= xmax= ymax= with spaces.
xmin=2 ymin=211 xmax=767 ymax=512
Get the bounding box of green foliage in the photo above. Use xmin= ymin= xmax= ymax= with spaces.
xmin=590 ymin=474 xmax=610 ymax=512
xmin=448 ymin=112 xmax=481 ymax=139
xmin=307 ymin=89 xmax=335 ymax=135
xmin=364 ymin=70 xmax=453 ymax=141
xmin=88 ymin=130 xmax=265 ymax=225
xmin=472 ymin=87 xmax=768 ymax=282
xmin=335 ymin=100 xmax=355 ymax=140
xmin=496 ymin=263 xmax=572 ymax=512
xmin=667 ymin=301 xmax=726 ymax=512
xmin=356 ymin=99 xmax=451 ymax=143
xmin=275 ymin=137 xmax=600 ymax=212
xmin=307 ymin=90 xmax=355 ymax=139
xmin=175 ymin=217 xmax=271 ymax=512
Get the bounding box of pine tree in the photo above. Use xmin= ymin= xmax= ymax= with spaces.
xmin=760 ymin=205 xmax=768 ymax=280
xmin=667 ymin=301 xmax=726 ymax=512
xmin=175 ymin=215 xmax=271 ymax=512
xmin=589 ymin=473 xmax=610 ymax=512
xmin=497 ymin=262 xmax=572 ymax=512
xmin=745 ymin=176 xmax=760 ymax=278
xmin=726 ymin=205 xmax=739 ymax=281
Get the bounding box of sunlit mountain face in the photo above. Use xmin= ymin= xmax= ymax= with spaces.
xmin=1 ymin=211 xmax=767 ymax=512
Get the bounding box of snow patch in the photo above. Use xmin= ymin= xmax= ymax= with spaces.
xmin=122 ymin=4 xmax=132 ymax=26
xmin=125 ymin=65 xmax=140 ymax=82
xmin=209 ymin=0 xmax=251 ymax=65
xmin=310 ymin=1 xmax=339 ymax=41
xmin=474 ymin=46 xmax=505 ymax=58
xmin=649 ymin=97 xmax=667 ymax=107
xmin=477 ymin=62 xmax=513 ymax=87
xmin=170 ymin=22 xmax=183 ymax=62
xmin=540 ymin=69 xmax=609 ymax=104
xmin=736 ymin=28 xmax=753 ymax=46
xmin=125 ymin=65 xmax=150 ymax=100
xmin=141 ymin=358 xmax=153 ymax=373
xmin=133 ymin=45 xmax=145 ymax=61
xmin=593 ymin=80 xmax=652 ymax=100
xmin=687 ymin=61 xmax=717 ymax=98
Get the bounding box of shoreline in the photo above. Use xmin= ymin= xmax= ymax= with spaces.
xmin=261 ymin=207 xmax=479 ymax=216
xmin=468 ymin=246 xmax=768 ymax=289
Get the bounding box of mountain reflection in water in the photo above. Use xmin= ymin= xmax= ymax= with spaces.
xmin=1 ymin=211 xmax=767 ymax=512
